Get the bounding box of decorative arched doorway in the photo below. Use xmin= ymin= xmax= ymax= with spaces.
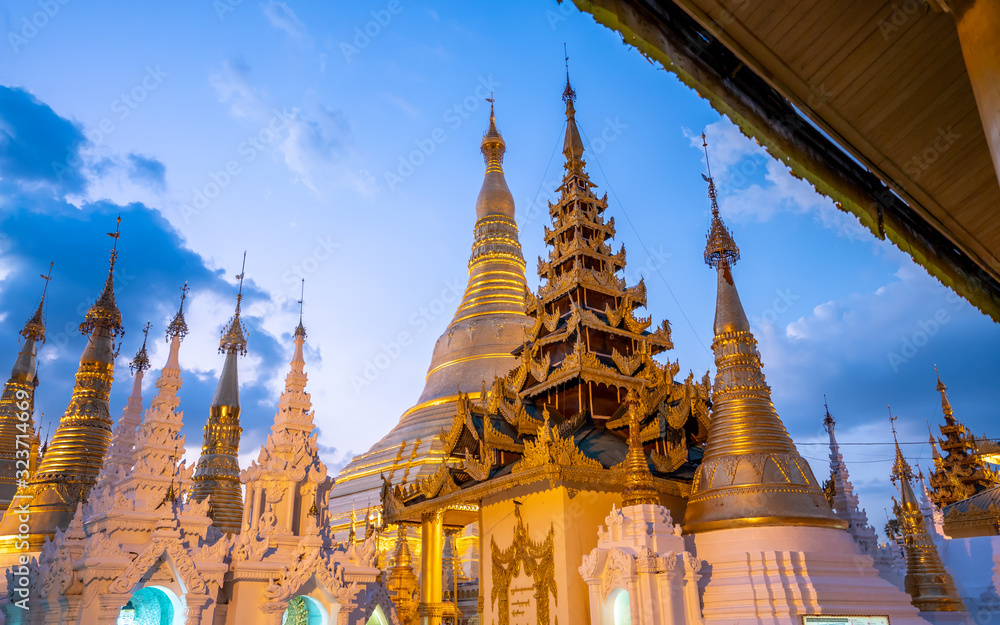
xmin=117 ymin=586 xmax=182 ymax=625
xmin=606 ymin=588 xmax=631 ymax=625
xmin=282 ymin=595 xmax=328 ymax=625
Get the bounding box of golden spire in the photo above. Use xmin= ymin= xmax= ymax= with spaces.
xmin=190 ymin=254 xmax=248 ymax=535
xmin=562 ymin=52 xmax=585 ymax=174
xmin=934 ymin=365 xmax=955 ymax=423
xmin=166 ymin=282 xmax=189 ymax=342
xmin=0 ymin=267 xmax=52 ymax=510
xmin=620 ymin=390 xmax=658 ymax=507
xmin=445 ymin=100 xmax=526 ymax=325
xmin=891 ymin=427 xmax=968 ymax=614
xmin=889 ymin=407 xmax=914 ymax=485
xmin=684 ymin=136 xmax=841 ymax=533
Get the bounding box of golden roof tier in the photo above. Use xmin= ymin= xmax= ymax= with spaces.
xmin=0 ymin=220 xmax=126 ymax=550
xmin=190 ymin=256 xmax=248 ymax=535
xmin=0 ymin=265 xmax=51 ymax=512
xmin=683 ymin=141 xmax=842 ymax=533
xmin=891 ymin=428 xmax=968 ymax=614
xmin=927 ymin=367 xmax=999 ymax=507
xmin=328 ymin=104 xmax=532 ymax=531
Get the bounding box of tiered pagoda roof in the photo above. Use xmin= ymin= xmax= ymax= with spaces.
xmin=927 ymin=368 xmax=999 ymax=507
xmin=384 ymin=76 xmax=710 ymax=521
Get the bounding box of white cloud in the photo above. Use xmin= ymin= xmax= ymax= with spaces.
xmin=260 ymin=1 xmax=310 ymax=43
xmin=687 ymin=119 xmax=869 ymax=241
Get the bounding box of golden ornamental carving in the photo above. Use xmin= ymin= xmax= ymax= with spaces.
xmin=611 ymin=347 xmax=642 ymax=376
xmin=530 ymin=351 xmax=551 ymax=384
xmin=623 ymin=309 xmax=652 ymax=334
xmin=514 ymin=413 xmax=602 ymax=473
xmin=652 ymin=439 xmax=688 ymax=474
xmin=491 ymin=506 xmax=557 ymax=625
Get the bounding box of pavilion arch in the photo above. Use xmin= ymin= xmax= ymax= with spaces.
xmin=281 ymin=594 xmax=329 ymax=625
xmin=603 ymin=587 xmax=632 ymax=625
xmin=117 ymin=585 xmax=183 ymax=625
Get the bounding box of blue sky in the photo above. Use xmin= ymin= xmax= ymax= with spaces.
xmin=1 ymin=0 xmax=996 ymax=538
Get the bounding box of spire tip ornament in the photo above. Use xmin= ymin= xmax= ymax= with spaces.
xmin=166 ymin=282 xmax=190 ymax=342
xmin=562 ymin=43 xmax=576 ymax=103
xmin=80 ymin=215 xmax=125 ymax=342
xmin=294 ymin=279 xmax=306 ymax=339
xmin=129 ymin=321 xmax=152 ymax=375
xmin=21 ymin=262 xmax=53 ymax=344
xmin=702 ymin=134 xmax=740 ymax=269
xmin=220 ymin=253 xmax=248 ymax=356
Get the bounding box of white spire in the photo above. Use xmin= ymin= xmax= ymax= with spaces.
xmin=125 ymin=295 xmax=191 ymax=510
xmin=824 ymin=401 xmax=879 ymax=555
xmin=241 ymin=309 xmax=329 ymax=537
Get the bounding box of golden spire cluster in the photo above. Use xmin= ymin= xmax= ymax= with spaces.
xmin=0 ymin=217 xmax=128 ymax=548
xmin=889 ymin=421 xmax=968 ymax=614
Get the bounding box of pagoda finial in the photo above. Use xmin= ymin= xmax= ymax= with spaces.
xmin=822 ymin=394 xmax=835 ymax=433
xmin=166 ymin=282 xmax=190 ymax=342
xmin=702 ymin=134 xmax=740 ymax=269
xmin=562 ymin=43 xmax=576 ymax=103
xmin=294 ymin=279 xmax=306 ymax=339
xmin=620 ymin=390 xmax=659 ymax=507
xmin=80 ymin=215 xmax=125 ymax=341
xmin=220 ymin=252 xmax=248 ymax=356
xmin=562 ymin=65 xmax=585 ymax=173
xmin=21 ymin=262 xmax=53 ymax=344
xmin=889 ymin=407 xmax=914 ymax=485
xmin=481 ymin=94 xmax=505 ymax=172
xmin=129 ymin=322 xmax=152 ymax=375
xmin=933 ymin=365 xmax=954 ymax=421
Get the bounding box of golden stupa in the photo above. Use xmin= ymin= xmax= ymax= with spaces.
xmin=328 ymin=102 xmax=532 ymax=530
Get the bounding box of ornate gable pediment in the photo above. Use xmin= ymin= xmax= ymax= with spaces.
xmin=108 ymin=536 xmax=209 ymax=596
